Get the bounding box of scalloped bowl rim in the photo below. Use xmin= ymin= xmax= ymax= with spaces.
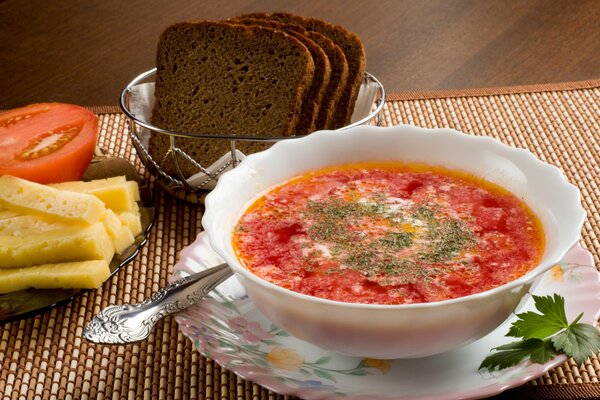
xmin=202 ymin=124 xmax=586 ymax=310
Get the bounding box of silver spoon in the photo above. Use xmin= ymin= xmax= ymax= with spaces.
xmin=83 ymin=263 xmax=233 ymax=344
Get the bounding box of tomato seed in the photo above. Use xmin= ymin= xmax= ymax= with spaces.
xmin=17 ymin=123 xmax=81 ymax=160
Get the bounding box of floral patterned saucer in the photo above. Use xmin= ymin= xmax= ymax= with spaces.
xmin=171 ymin=233 xmax=600 ymax=400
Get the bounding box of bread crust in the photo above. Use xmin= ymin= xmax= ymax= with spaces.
xmin=305 ymin=31 xmax=349 ymax=130
xmin=149 ymin=21 xmax=315 ymax=177
xmin=241 ymin=12 xmax=366 ymax=128
xmin=232 ymin=17 xmax=331 ymax=135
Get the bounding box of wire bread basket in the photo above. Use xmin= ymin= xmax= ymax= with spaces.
xmin=120 ymin=68 xmax=385 ymax=203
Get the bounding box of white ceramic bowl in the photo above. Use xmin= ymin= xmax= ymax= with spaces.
xmin=202 ymin=125 xmax=585 ymax=359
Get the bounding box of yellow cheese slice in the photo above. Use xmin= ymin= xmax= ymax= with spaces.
xmin=127 ymin=181 xmax=141 ymax=202
xmin=0 ymin=260 xmax=111 ymax=294
xmin=91 ymin=184 xmax=135 ymax=212
xmin=112 ymin=225 xmax=135 ymax=254
xmin=51 ymin=176 xmax=126 ymax=191
xmin=0 ymin=214 xmax=82 ymax=236
xmin=119 ymin=211 xmax=142 ymax=236
xmin=0 ymin=211 xmax=133 ymax=253
xmin=51 ymin=178 xmax=138 ymax=213
xmin=0 ymin=210 xmax=20 ymax=220
xmin=0 ymin=175 xmax=106 ymax=224
xmin=101 ymin=210 xmax=135 ymax=254
xmin=0 ymin=222 xmax=114 ymax=269
xmin=100 ymin=209 xmax=122 ymax=236
xmin=0 ymin=210 xmax=138 ymax=254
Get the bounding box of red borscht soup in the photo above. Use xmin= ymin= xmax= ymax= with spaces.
xmin=232 ymin=163 xmax=544 ymax=305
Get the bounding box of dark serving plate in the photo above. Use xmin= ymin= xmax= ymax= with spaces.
xmin=0 ymin=159 xmax=156 ymax=324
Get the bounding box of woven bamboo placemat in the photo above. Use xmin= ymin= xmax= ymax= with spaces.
xmin=1 ymin=80 xmax=599 ymax=400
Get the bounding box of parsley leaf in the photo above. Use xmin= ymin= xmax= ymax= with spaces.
xmin=479 ymin=294 xmax=600 ymax=371
xmin=479 ymin=339 xmax=553 ymax=371
xmin=529 ymin=339 xmax=560 ymax=364
xmin=552 ymin=322 xmax=600 ymax=365
xmin=507 ymin=294 xmax=568 ymax=339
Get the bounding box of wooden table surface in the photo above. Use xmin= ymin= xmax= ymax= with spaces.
xmin=1 ymin=0 xmax=599 ymax=109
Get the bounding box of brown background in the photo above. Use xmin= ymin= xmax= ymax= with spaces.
xmin=1 ymin=0 xmax=599 ymax=108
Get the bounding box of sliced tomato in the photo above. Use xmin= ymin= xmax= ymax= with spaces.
xmin=0 ymin=103 xmax=98 ymax=184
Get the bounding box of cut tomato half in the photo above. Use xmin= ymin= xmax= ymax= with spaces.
xmin=0 ymin=103 xmax=98 ymax=184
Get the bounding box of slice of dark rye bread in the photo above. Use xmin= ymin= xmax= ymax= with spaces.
xmin=149 ymin=21 xmax=314 ymax=177
xmin=232 ymin=17 xmax=331 ymax=135
xmin=233 ymin=16 xmax=349 ymax=130
xmin=240 ymin=12 xmax=366 ymax=128
xmin=304 ymin=31 xmax=349 ymax=129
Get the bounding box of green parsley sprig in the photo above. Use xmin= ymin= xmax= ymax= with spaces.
xmin=479 ymin=294 xmax=600 ymax=371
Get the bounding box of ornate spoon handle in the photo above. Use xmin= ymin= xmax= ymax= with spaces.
xmin=83 ymin=263 xmax=232 ymax=344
